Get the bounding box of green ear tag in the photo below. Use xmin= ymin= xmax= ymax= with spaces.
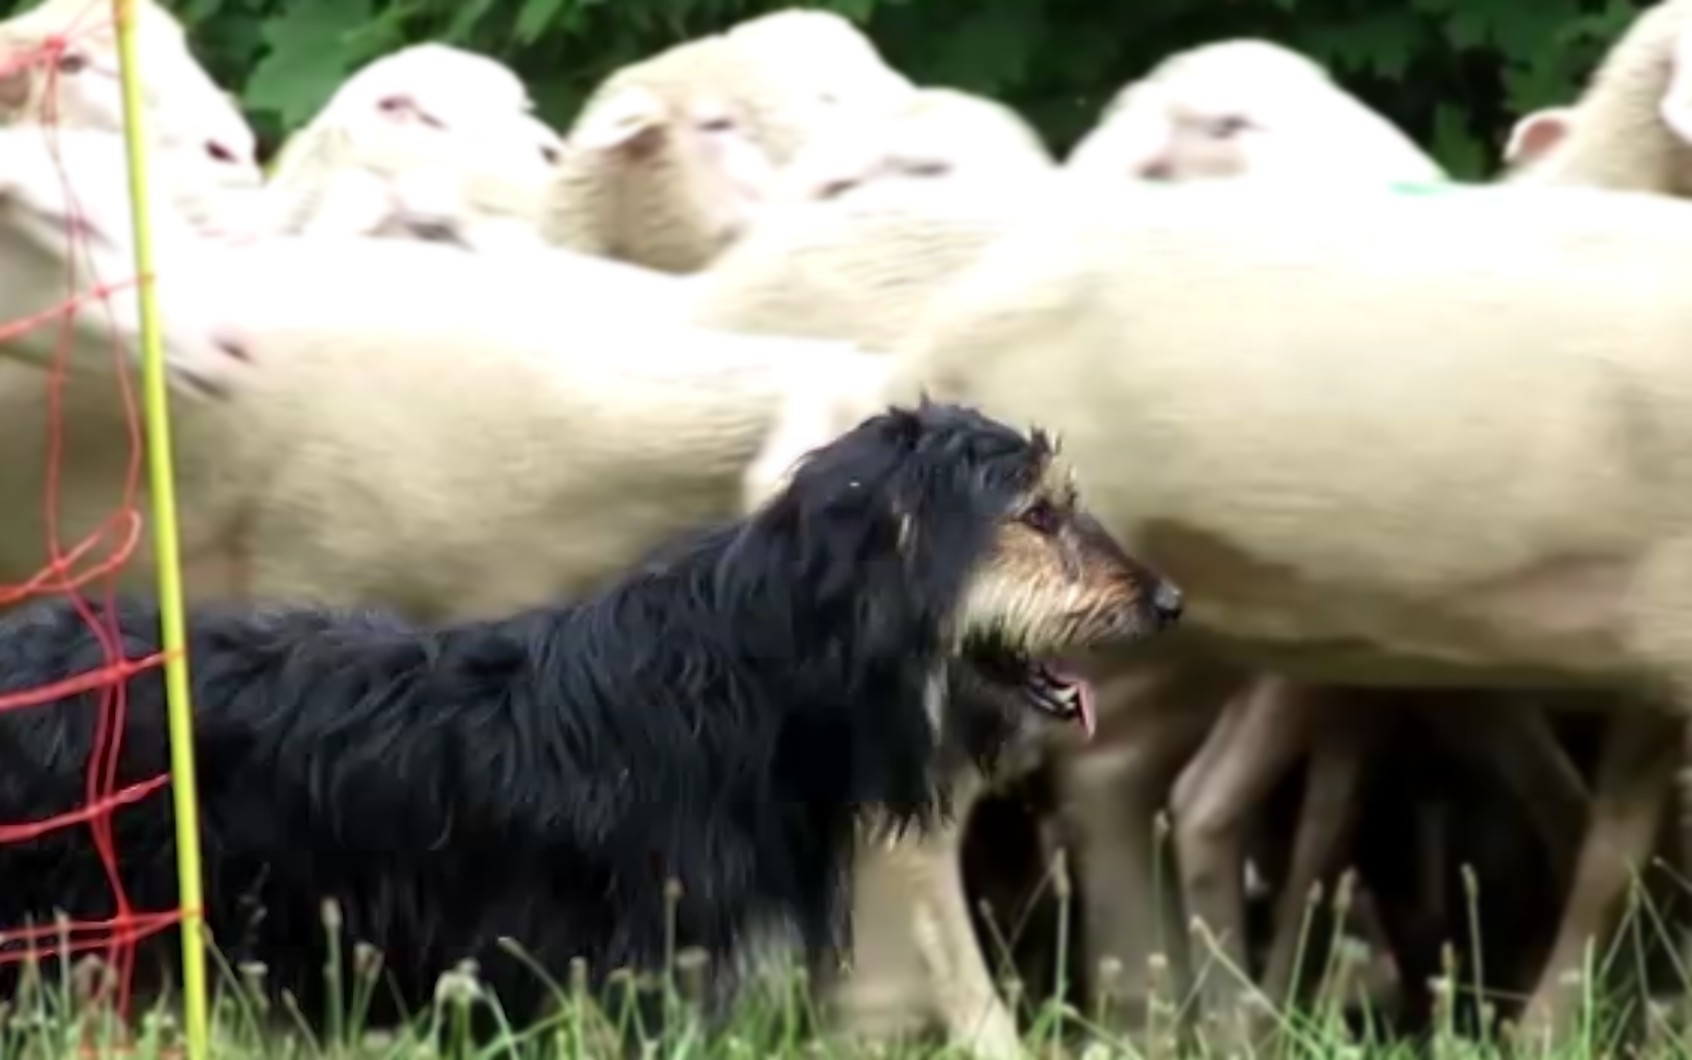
xmin=1389 ymin=180 xmax=1460 ymax=195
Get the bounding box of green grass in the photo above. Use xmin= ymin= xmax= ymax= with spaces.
xmin=0 ymin=949 xmax=1679 ymax=1060
xmin=5 ymin=880 xmax=1692 ymax=1060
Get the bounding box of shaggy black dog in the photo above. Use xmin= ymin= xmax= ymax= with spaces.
xmin=0 ymin=400 xmax=1180 ymax=1029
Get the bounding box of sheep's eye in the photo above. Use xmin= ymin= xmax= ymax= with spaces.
xmin=814 ymin=177 xmax=857 ymax=200
xmin=1208 ymin=115 xmax=1251 ymax=138
xmin=698 ymin=116 xmax=736 ymax=134
xmin=900 ymin=158 xmax=951 ymax=178
xmin=1020 ymin=499 xmax=1062 ymax=535
xmin=56 ymin=52 xmax=87 ymax=74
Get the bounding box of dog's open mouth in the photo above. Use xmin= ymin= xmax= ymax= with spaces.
xmin=973 ymin=648 xmax=1097 ymax=738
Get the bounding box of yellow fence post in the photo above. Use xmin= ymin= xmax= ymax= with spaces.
xmin=110 ymin=1 xmax=212 ymax=1057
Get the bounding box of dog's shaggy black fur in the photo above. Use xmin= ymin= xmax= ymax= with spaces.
xmin=0 ymin=401 xmax=1175 ymax=1029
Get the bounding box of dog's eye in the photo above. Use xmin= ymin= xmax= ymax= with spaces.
xmin=1020 ymin=500 xmax=1061 ymax=536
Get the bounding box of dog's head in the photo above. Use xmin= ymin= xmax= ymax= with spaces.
xmin=753 ymin=397 xmax=1180 ymax=749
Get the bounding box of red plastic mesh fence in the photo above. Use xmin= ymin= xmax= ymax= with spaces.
xmin=0 ymin=0 xmax=189 ymax=1025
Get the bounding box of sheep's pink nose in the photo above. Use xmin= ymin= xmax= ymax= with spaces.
xmin=1139 ymin=159 xmax=1173 ymax=181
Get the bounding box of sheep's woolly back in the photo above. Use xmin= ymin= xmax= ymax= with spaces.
xmin=742 ymin=345 xmax=894 ymax=511
xmin=544 ymin=9 xmax=915 ymax=273
xmin=689 ymin=170 xmax=1056 ymax=349
xmin=884 ymin=180 xmax=1692 ymax=675
xmin=0 ymin=254 xmax=852 ymax=619
xmin=1066 ymin=39 xmax=1443 ymax=186
xmin=265 ymin=43 xmax=561 ymax=246
xmin=776 ymin=87 xmax=1053 ymax=202
xmin=1512 ymin=0 xmax=1692 ymax=193
xmin=169 ymin=235 xmax=697 ymax=339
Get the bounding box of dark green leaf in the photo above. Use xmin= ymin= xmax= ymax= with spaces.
xmin=243 ymin=0 xmax=372 ymax=127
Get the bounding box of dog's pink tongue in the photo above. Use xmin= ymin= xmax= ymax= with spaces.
xmin=1049 ymin=664 xmax=1096 ymax=740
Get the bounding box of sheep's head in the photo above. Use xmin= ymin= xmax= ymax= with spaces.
xmin=265 ymin=43 xmax=563 ymax=246
xmin=779 ymin=88 xmax=1053 ymax=203
xmin=302 ymin=44 xmax=560 ymax=177
xmin=723 ymin=7 xmax=915 ymax=120
xmin=0 ymin=0 xmax=258 ymax=188
xmin=0 ymin=126 xmax=253 ymax=398
xmin=559 ymin=83 xmax=779 ymax=272
xmin=1066 ymin=38 xmax=1442 ymax=186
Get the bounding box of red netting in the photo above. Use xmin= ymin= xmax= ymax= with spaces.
xmin=0 ymin=0 xmax=192 ymax=1032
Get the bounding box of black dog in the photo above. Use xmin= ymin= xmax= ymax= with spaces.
xmin=0 ymin=400 xmax=1180 ymax=1029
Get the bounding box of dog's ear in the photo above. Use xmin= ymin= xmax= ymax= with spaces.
xmin=1027 ymin=424 xmax=1057 ymax=460
xmin=880 ymin=403 xmax=926 ymax=449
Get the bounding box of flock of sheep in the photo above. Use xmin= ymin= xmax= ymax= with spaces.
xmin=6 ymin=0 xmax=1692 ymax=1054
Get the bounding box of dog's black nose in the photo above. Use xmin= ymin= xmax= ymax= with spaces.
xmin=1151 ymin=580 xmax=1183 ymax=626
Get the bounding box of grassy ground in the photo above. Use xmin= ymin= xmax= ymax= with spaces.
xmin=1 ymin=944 xmax=1683 ymax=1060
xmin=2 ymin=890 xmax=1688 ymax=1060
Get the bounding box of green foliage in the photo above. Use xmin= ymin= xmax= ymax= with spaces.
xmin=26 ymin=0 xmax=1660 ymax=177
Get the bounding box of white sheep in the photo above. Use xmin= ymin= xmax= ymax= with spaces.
xmin=0 ymin=0 xmax=263 ymax=237
xmin=1065 ymin=39 xmax=1444 ymax=186
xmin=716 ymin=56 xmax=1574 ymax=1050
xmin=1511 ymin=0 xmax=1692 ymax=192
xmin=263 ymin=43 xmax=563 ymax=250
xmin=773 ymin=86 xmax=1053 ymax=204
xmin=545 ymin=8 xmax=916 ymax=273
xmin=870 ymin=177 xmax=1692 ymax=1043
xmin=0 ymin=125 xmax=251 ymax=398
xmin=723 ymin=61 xmax=1460 ymax=1048
xmin=0 ymin=0 xmax=256 ymax=175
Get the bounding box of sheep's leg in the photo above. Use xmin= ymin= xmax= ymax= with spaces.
xmin=1516 ymin=709 xmax=1679 ymax=1045
xmin=1170 ymin=675 xmax=1319 ymax=1048
xmin=836 ymin=770 xmax=1024 ymax=1060
xmin=902 ymin=772 xmax=1026 ymax=1060
xmin=1420 ymin=704 xmax=1589 ymax=886
xmin=1052 ymin=664 xmax=1225 ymax=1035
xmin=1259 ymin=706 xmax=1375 ymax=1009
xmin=1679 ymin=718 xmax=1692 ymax=1011
xmin=834 ymin=829 xmax=941 ymax=1048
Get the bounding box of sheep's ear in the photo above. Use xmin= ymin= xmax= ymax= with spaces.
xmin=572 ymin=86 xmax=668 ymax=152
xmin=1504 ymin=106 xmax=1570 ymax=165
xmin=1661 ymin=27 xmax=1692 ymax=147
xmin=0 ymin=49 xmax=32 ymax=110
